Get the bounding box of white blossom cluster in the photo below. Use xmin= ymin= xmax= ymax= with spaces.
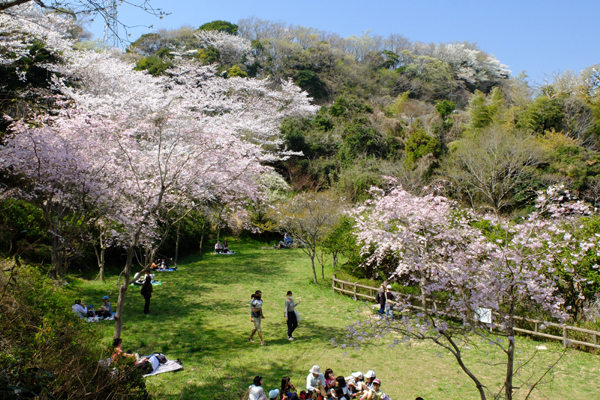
xmin=432 ymin=43 xmax=510 ymax=85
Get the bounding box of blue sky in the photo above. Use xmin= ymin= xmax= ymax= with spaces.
xmin=88 ymin=0 xmax=599 ymax=84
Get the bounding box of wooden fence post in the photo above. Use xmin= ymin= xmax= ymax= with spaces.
xmin=332 ymin=275 xmax=336 ymax=294
xmin=353 ymin=282 xmax=357 ymax=301
xmin=563 ymin=326 xmax=567 ymax=348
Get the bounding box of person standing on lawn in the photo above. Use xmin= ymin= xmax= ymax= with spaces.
xmin=284 ymin=290 xmax=301 ymax=341
xmin=140 ymin=273 xmax=153 ymax=315
xmin=377 ymin=283 xmax=386 ymax=316
xmin=249 ymin=290 xmax=267 ymax=345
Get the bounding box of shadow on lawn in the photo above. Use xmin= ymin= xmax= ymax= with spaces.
xmin=157 ymin=320 xmax=350 ymax=400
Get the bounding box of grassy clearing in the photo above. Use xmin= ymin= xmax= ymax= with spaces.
xmin=73 ymin=238 xmax=600 ymax=400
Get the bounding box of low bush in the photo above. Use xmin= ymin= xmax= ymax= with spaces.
xmin=0 ymin=260 xmax=149 ymax=399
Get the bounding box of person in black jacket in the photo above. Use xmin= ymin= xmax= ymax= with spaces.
xmin=377 ymin=283 xmax=386 ymax=316
xmin=141 ymin=273 xmax=153 ymax=315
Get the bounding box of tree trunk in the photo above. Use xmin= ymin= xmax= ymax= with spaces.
xmin=332 ymin=252 xmax=338 ymax=272
xmin=419 ymin=274 xmax=427 ymax=313
xmin=199 ymin=228 xmax=205 ymax=257
xmin=174 ymin=219 xmax=181 ymax=265
xmin=113 ymin=245 xmax=136 ymax=340
xmin=310 ymin=254 xmax=318 ymax=284
xmin=98 ymin=248 xmax=105 ymax=282
xmin=505 ymin=303 xmax=516 ymax=400
xmin=95 ymin=234 xmax=106 ymax=282
xmin=441 ymin=332 xmax=487 ymax=400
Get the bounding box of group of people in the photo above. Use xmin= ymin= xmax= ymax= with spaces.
xmin=150 ymin=258 xmax=176 ymax=271
xmin=249 ymin=366 xmax=394 ymax=400
xmin=376 ymin=283 xmax=395 ymax=317
xmin=214 ymin=240 xmax=233 ymax=254
xmin=72 ymin=296 xmax=113 ymax=319
xmin=248 ymin=290 xmax=301 ymax=346
xmin=275 ymin=233 xmax=294 ymax=249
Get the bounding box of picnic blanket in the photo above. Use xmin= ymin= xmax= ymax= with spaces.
xmin=131 ymin=280 xmax=162 ymax=286
xmin=210 ymin=251 xmax=236 ymax=255
xmin=86 ymin=312 xmax=116 ymax=323
xmin=154 ymin=268 xmax=177 ymax=272
xmin=141 ymin=357 xmax=183 ymax=377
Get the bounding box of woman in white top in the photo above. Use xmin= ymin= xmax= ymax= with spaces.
xmin=249 ymin=376 xmax=267 ymax=400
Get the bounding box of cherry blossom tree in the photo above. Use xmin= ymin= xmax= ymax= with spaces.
xmin=348 ymin=184 xmax=596 ymax=400
xmin=194 ymin=30 xmax=253 ymax=66
xmin=0 ymin=3 xmax=318 ymax=340
xmin=268 ymin=191 xmax=343 ymax=283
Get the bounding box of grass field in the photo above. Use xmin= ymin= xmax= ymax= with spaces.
xmin=73 ymin=238 xmax=600 ymax=400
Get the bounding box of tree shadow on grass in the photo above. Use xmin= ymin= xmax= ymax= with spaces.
xmin=146 ymin=317 xmax=350 ymax=400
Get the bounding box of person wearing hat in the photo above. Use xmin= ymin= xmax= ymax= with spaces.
xmin=306 ymin=365 xmax=327 ymax=399
xmin=268 ymin=388 xmax=279 ymax=400
xmin=364 ymin=370 xmax=376 ymax=390
xmin=86 ymin=304 xmax=97 ymax=318
xmin=359 ymin=378 xmax=384 ymax=400
xmin=346 ymin=371 xmax=365 ymax=395
xmin=98 ymin=295 xmax=113 ymax=318
xmin=249 ymin=376 xmax=268 ymax=400
xmin=384 ymin=285 xmax=394 ymax=317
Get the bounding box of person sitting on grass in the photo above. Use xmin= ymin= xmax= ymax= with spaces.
xmin=280 ymin=376 xmax=298 ymax=400
xmin=150 ymin=260 xmax=159 ymax=271
xmin=364 ymin=371 xmax=376 ymax=390
xmin=346 ymin=371 xmax=365 ymax=395
xmin=215 ymin=241 xmax=223 ymax=254
xmin=249 ymin=376 xmax=268 ymax=400
xmin=86 ymin=304 xmax=97 ymax=318
xmin=324 ymin=368 xmax=336 ymax=391
xmin=334 ymin=376 xmax=350 ymax=399
xmin=306 ymin=365 xmax=327 ymax=399
xmin=72 ymin=299 xmax=87 ymax=318
xmin=111 ymin=338 xmax=137 ymax=361
xmin=98 ymin=296 xmax=113 ymax=318
xmin=359 ymin=379 xmax=384 ymax=400
xmin=223 ymin=240 xmax=229 ymax=253
xmin=284 ymin=233 xmax=293 ymax=246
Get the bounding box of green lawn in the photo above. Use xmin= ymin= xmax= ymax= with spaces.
xmin=73 ymin=238 xmax=600 ymax=400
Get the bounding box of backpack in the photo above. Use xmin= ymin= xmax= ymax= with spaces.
xmin=375 ymin=292 xmax=380 ymax=303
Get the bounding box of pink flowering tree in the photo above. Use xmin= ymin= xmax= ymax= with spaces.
xmin=346 ymin=184 xmax=596 ymax=400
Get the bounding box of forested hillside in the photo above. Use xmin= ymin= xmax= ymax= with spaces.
xmin=2 ymin=6 xmax=600 ymax=399
xmin=125 ymin=18 xmax=600 ymax=211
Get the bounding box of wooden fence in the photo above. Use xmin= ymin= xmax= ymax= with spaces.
xmin=332 ymin=275 xmax=600 ymax=350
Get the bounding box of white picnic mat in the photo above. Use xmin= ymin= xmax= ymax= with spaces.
xmin=143 ymin=360 xmax=183 ymax=377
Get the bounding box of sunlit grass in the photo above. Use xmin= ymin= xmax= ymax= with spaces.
xmin=73 ymin=237 xmax=600 ymax=400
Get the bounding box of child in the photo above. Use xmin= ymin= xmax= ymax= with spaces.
xmin=87 ymin=304 xmax=97 ymax=318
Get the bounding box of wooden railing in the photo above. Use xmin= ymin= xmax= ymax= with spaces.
xmin=332 ymin=275 xmax=600 ymax=350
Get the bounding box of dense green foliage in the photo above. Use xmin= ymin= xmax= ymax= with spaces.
xmin=0 ymin=264 xmax=149 ymax=399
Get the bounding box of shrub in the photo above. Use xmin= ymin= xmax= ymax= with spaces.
xmin=0 ymin=262 xmax=149 ymax=399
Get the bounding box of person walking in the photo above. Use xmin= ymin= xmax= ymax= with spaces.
xmin=284 ymin=290 xmax=301 ymax=341
xmin=140 ymin=273 xmax=153 ymax=315
xmin=377 ymin=283 xmax=386 ymax=317
xmin=249 ymin=290 xmax=267 ymax=345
